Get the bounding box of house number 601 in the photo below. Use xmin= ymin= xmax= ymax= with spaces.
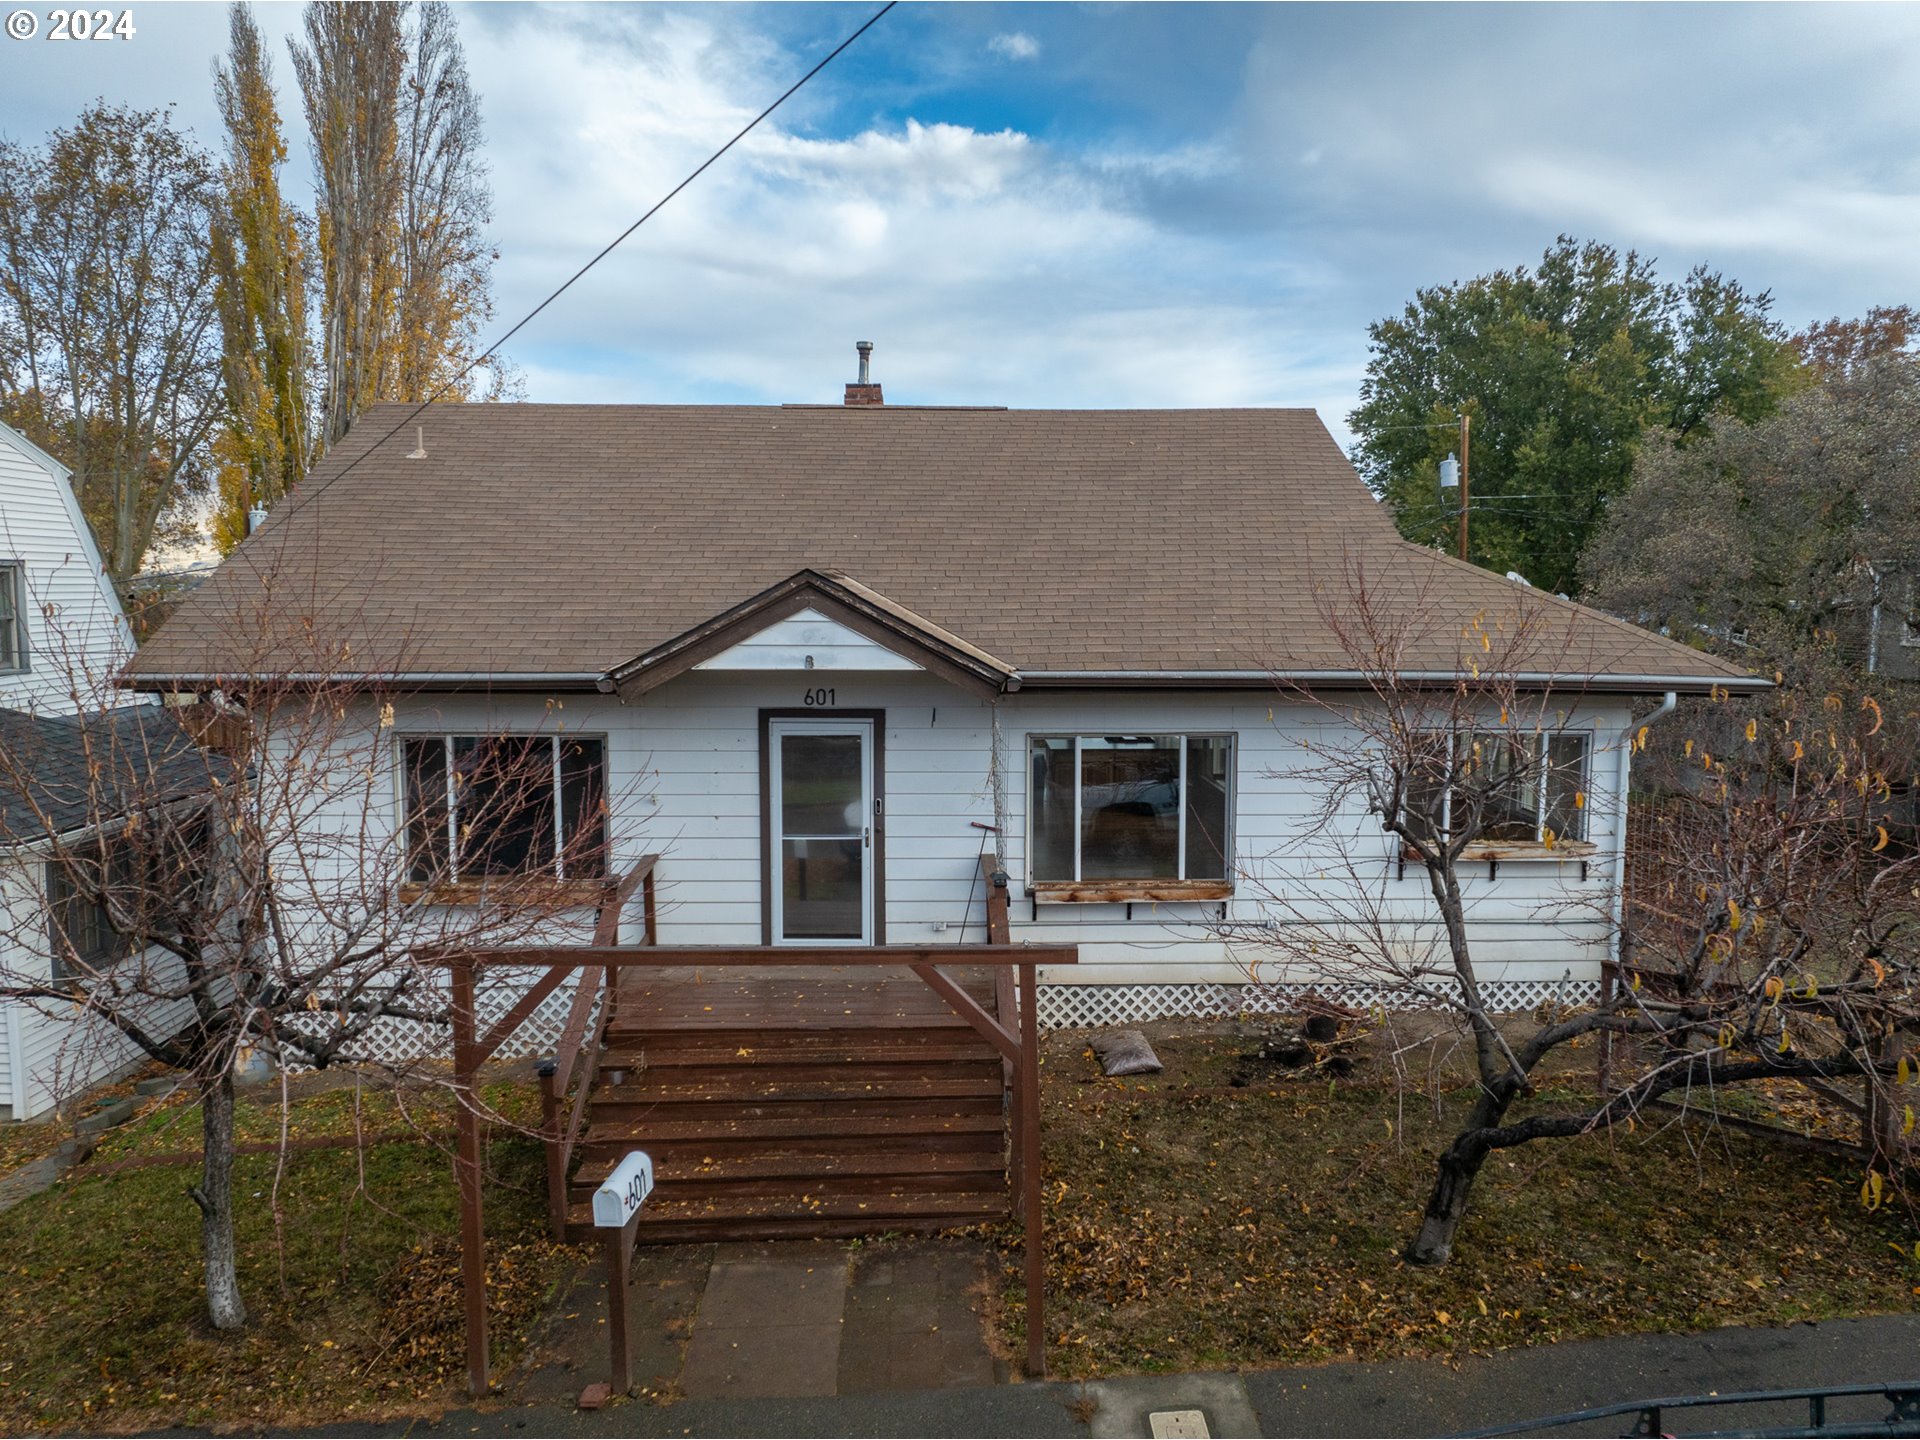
xmin=802 ymin=687 xmax=836 ymax=707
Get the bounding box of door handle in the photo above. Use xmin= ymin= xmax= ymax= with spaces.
xmin=864 ymin=826 xmax=871 ymax=849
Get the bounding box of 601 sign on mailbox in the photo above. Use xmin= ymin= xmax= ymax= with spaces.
xmin=592 ymin=1151 xmax=654 ymax=1228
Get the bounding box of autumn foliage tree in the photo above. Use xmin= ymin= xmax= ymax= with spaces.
xmin=292 ymin=0 xmax=498 ymax=451
xmin=210 ymin=1 xmax=312 ymax=554
xmin=1794 ymin=304 xmax=1919 ymax=383
xmin=1235 ymin=565 xmax=1919 ymax=1264
xmin=0 ymin=105 xmax=225 ymax=588
xmin=1580 ymin=351 xmax=1920 ymax=688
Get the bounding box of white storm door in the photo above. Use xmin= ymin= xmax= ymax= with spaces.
xmin=769 ymin=717 xmax=875 ymax=945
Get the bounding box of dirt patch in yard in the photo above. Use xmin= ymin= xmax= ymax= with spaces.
xmin=989 ymin=1025 xmax=1920 ymax=1378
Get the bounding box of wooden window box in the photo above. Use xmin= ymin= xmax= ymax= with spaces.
xmin=1027 ymin=879 xmax=1234 ymax=904
xmin=398 ymin=877 xmax=612 ymax=907
xmin=1400 ymin=840 xmax=1597 ymax=864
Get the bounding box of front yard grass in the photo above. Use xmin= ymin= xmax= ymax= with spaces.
xmin=0 ymin=1072 xmax=573 ymax=1435
xmin=997 ymin=1028 xmax=1920 ymax=1378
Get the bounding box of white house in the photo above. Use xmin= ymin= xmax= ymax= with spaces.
xmin=125 ymin=377 xmax=1764 ymax=1033
xmin=0 ymin=421 xmax=201 ymax=1120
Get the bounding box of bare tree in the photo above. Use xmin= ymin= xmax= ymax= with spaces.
xmin=0 ymin=569 xmax=622 ymax=1330
xmin=1228 ymin=562 xmax=1919 ymax=1264
xmin=0 ymin=104 xmax=225 ymax=588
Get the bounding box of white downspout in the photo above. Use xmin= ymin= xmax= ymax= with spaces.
xmin=5 ymin=1002 xmax=25 ymax=1122
xmin=1609 ymin=691 xmax=1677 ymax=971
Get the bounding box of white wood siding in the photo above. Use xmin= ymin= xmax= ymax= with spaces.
xmin=694 ymin=609 xmax=922 ymax=673
xmin=0 ymin=860 xmax=193 ymax=1120
xmin=379 ymin=672 xmax=1632 ymax=991
xmin=0 ymin=423 xmax=130 ymax=716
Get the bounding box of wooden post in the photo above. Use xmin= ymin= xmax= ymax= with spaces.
xmin=641 ymin=864 xmax=658 ymax=946
xmin=1018 ymin=958 xmax=1044 ymax=1379
xmin=605 ymin=1226 xmax=634 ymax=1396
xmin=539 ymin=1062 xmax=567 ymax=1238
xmin=1596 ymin=960 xmax=1616 ymax=1095
xmin=450 ymin=958 xmax=490 ymax=1396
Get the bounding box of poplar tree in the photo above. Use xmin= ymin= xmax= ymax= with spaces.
xmin=291 ymin=1 xmax=406 ymax=450
xmin=391 ymin=1 xmax=496 ymax=404
xmin=210 ymin=2 xmax=311 ymax=554
xmin=291 ymin=0 xmax=497 ymax=451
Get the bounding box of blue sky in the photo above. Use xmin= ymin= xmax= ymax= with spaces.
xmin=5 ymin=2 xmax=1919 ymax=445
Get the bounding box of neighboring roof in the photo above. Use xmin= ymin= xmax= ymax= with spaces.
xmin=130 ymin=403 xmax=1759 ymax=693
xmin=0 ymin=704 xmax=223 ymax=845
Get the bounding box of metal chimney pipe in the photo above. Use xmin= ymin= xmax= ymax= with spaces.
xmin=856 ymin=340 xmax=873 ymax=385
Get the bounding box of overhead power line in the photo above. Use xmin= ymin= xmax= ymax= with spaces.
xmin=296 ymin=0 xmax=897 ymax=504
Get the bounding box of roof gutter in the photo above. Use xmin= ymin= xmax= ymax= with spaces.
xmin=1017 ymin=669 xmax=1770 ymax=694
xmin=125 ymin=672 xmax=610 ymax=693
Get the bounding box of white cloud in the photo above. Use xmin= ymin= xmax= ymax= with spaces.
xmin=455 ymin=7 xmax=1324 ymax=412
xmin=986 ymin=31 xmax=1041 ymax=62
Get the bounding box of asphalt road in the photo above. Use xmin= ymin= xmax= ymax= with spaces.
xmin=254 ymin=1312 xmax=1920 ymax=1439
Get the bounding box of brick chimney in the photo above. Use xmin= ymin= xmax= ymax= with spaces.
xmin=843 ymin=340 xmax=883 ymax=406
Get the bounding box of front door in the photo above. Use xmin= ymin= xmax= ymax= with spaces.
xmin=768 ymin=716 xmax=876 ymax=944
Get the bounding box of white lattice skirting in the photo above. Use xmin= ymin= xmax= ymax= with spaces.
xmin=279 ymin=973 xmax=595 ymax=1071
xmin=1034 ymin=978 xmax=1601 ymax=1030
xmin=276 ymin=974 xmax=1598 ymax=1066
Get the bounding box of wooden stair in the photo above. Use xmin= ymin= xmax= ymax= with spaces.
xmin=560 ymin=973 xmax=1012 ymax=1243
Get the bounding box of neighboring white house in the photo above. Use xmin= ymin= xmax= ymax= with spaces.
xmin=127 ymin=378 xmax=1766 ymax=1034
xmin=0 ymin=421 xmax=199 ymax=1119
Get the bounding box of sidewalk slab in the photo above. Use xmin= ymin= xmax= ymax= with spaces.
xmin=677 ymin=1241 xmax=850 ymax=1401
xmin=839 ymin=1239 xmax=998 ymax=1393
xmin=1086 ymin=1373 xmax=1261 ymax=1438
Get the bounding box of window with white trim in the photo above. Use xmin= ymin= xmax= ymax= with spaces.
xmin=402 ymin=734 xmax=607 ymax=884
xmin=1028 ymin=733 xmax=1233 ymax=882
xmin=1406 ymin=731 xmax=1590 ymax=846
xmin=0 ymin=562 xmax=24 ymax=672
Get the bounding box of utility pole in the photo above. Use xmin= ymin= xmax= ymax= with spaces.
xmin=1457 ymin=412 xmax=1471 ymax=563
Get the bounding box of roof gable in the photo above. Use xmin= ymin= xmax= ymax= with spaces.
xmin=608 ymin=570 xmax=1017 ymax=700
xmin=694 ymin=607 xmax=924 ymax=675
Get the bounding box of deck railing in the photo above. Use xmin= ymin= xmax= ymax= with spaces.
xmin=538 ymin=855 xmax=660 ymax=1236
xmin=443 ymin=851 xmax=1073 ymax=1393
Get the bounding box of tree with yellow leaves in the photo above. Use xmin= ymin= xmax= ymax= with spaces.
xmin=292 ymin=0 xmax=500 ymax=457
xmin=210 ymin=2 xmax=311 ymax=554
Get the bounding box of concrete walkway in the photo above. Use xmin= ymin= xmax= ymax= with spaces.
xmin=294 ymin=1310 xmax=1920 ymax=1438
xmin=511 ymin=1236 xmax=1001 ymax=1406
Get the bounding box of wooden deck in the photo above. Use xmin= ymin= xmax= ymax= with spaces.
xmin=442 ymin=856 xmax=1068 ymax=1392
xmin=611 ymin=963 xmax=999 ymax=1028
xmin=565 ymin=964 xmax=1012 ymax=1243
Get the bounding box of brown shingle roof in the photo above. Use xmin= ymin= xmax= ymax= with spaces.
xmin=131 ymin=403 xmax=1755 ymax=690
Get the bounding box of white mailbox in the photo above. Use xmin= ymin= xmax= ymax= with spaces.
xmin=592 ymin=1150 xmax=654 ymax=1229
